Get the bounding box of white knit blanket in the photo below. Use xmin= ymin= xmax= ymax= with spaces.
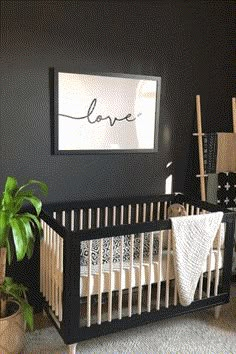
xmin=171 ymin=212 xmax=223 ymax=306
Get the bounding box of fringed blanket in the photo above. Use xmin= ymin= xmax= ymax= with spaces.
xmin=171 ymin=212 xmax=223 ymax=306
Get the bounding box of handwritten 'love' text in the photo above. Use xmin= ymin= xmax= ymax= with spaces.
xmin=59 ymin=98 xmax=141 ymax=127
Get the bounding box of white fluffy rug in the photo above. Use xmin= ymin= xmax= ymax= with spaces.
xmin=24 ymin=298 xmax=236 ymax=354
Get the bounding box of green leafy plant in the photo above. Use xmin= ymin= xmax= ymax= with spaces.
xmin=0 ymin=176 xmax=48 ymax=330
xmin=0 ymin=176 xmax=48 ymax=264
xmin=0 ymin=277 xmax=33 ymax=330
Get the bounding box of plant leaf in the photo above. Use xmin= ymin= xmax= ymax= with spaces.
xmin=16 ymin=179 xmax=48 ymax=196
xmin=23 ymin=196 xmax=42 ymax=216
xmin=26 ymin=236 xmax=35 ymax=259
xmin=9 ymin=218 xmax=27 ymax=261
xmin=21 ymin=301 xmax=34 ymax=331
xmin=13 ymin=191 xmax=33 ymax=213
xmin=1 ymin=177 xmax=18 ymax=211
xmin=18 ymin=217 xmax=35 ymax=259
xmin=23 ymin=213 xmax=42 ymax=232
xmin=3 ymin=277 xmax=13 ymax=285
xmin=6 ymin=237 xmax=14 ymax=265
xmin=28 ymin=180 xmax=48 ymax=195
xmin=4 ymin=176 xmax=18 ymax=193
xmin=20 ymin=216 xmax=34 ymax=239
xmin=0 ymin=211 xmax=9 ymax=247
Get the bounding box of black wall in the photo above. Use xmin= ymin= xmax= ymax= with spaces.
xmin=1 ymin=0 xmax=235 ymax=203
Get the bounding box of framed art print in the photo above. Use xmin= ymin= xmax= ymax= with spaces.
xmin=52 ymin=70 xmax=161 ymax=154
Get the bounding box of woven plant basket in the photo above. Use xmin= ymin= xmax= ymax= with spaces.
xmin=0 ymin=300 xmax=25 ymax=353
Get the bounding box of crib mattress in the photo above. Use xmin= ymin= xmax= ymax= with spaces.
xmin=79 ymin=250 xmax=223 ymax=297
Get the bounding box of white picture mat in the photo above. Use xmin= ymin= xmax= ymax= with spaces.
xmin=57 ymin=73 xmax=160 ymax=151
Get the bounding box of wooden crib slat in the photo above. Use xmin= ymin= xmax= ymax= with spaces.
xmin=118 ymin=205 xmax=124 ymax=319
xmin=39 ymin=220 xmax=43 ymax=292
xmin=42 ymin=221 xmax=47 ymax=301
xmin=138 ymin=232 xmax=144 ymax=314
xmin=50 ymin=228 xmax=55 ymax=309
xmin=44 ymin=223 xmax=47 ymax=301
xmin=55 ymin=233 xmax=60 ymax=316
xmin=118 ymin=235 xmax=124 ymax=320
xmin=190 ymin=205 xmax=195 ymax=216
xmin=40 ymin=220 xmax=44 ymax=294
xmin=113 ymin=206 xmax=116 ymax=226
xmin=52 ymin=212 xmax=58 ymax=317
xmin=150 ymin=202 xmax=154 ymax=222
xmin=157 ymin=202 xmax=160 ymax=220
xmin=97 ymin=238 xmax=103 ymax=325
xmin=120 ymin=205 xmax=124 ymax=225
xmin=43 ymin=213 xmax=59 ymax=320
xmin=97 ymin=206 xmax=102 ymax=324
xmin=87 ymin=240 xmax=92 ymax=327
xmin=55 ymin=232 xmax=60 ymax=318
xmin=48 ymin=227 xmax=53 ymax=307
xmin=128 ymin=204 xmax=132 ymax=224
xmin=156 ymin=230 xmax=163 ymax=310
xmin=207 ymin=247 xmax=213 ymax=298
xmin=51 ymin=230 xmax=56 ymax=311
xmin=174 ymin=280 xmax=178 ymax=306
xmin=42 ymin=220 xmax=47 ymax=295
xmin=86 ymin=210 xmax=92 ymax=327
xmin=62 ymin=211 xmax=65 ymax=226
xmin=53 ymin=232 xmax=58 ymax=315
xmin=45 ymin=224 xmax=50 ymax=302
xmin=96 ymin=208 xmax=100 ymax=228
xmin=50 ymin=229 xmax=55 ymax=312
xmin=128 ymin=234 xmax=134 ymax=317
xmin=44 ymin=223 xmax=48 ymax=299
xmin=105 ymin=207 xmax=108 ymax=227
xmin=108 ymin=237 xmax=113 ymax=322
xmin=43 ymin=218 xmax=48 ymax=298
xmin=214 ymin=226 xmax=221 ymax=296
xmin=198 ymin=273 xmax=203 ymax=300
xmin=143 ymin=203 xmax=147 ymax=222
xmin=88 ymin=208 xmax=92 ymax=229
xmin=185 ymin=204 xmax=190 ymax=216
xmin=79 ymin=209 xmax=84 ymax=230
xmin=58 ymin=236 xmax=63 ymax=322
xmin=135 ymin=204 xmax=139 ymax=223
xmin=165 ymin=230 xmax=171 ymax=308
xmin=163 ymin=201 xmax=168 ymax=220
xmin=147 ymin=232 xmax=154 ymax=312
xmin=71 ymin=210 xmax=74 ymax=231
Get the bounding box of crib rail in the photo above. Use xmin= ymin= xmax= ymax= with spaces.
xmin=40 ymin=218 xmax=64 ymax=324
xmin=39 ymin=194 xmax=235 ymax=344
xmin=78 ymin=230 xmax=224 ymax=327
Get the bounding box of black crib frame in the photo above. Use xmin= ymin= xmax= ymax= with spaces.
xmin=40 ymin=193 xmax=235 ymax=345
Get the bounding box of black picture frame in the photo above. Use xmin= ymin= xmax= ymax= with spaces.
xmin=51 ymin=69 xmax=161 ymax=154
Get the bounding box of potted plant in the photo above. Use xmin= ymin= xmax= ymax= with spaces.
xmin=0 ymin=176 xmax=47 ymax=353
